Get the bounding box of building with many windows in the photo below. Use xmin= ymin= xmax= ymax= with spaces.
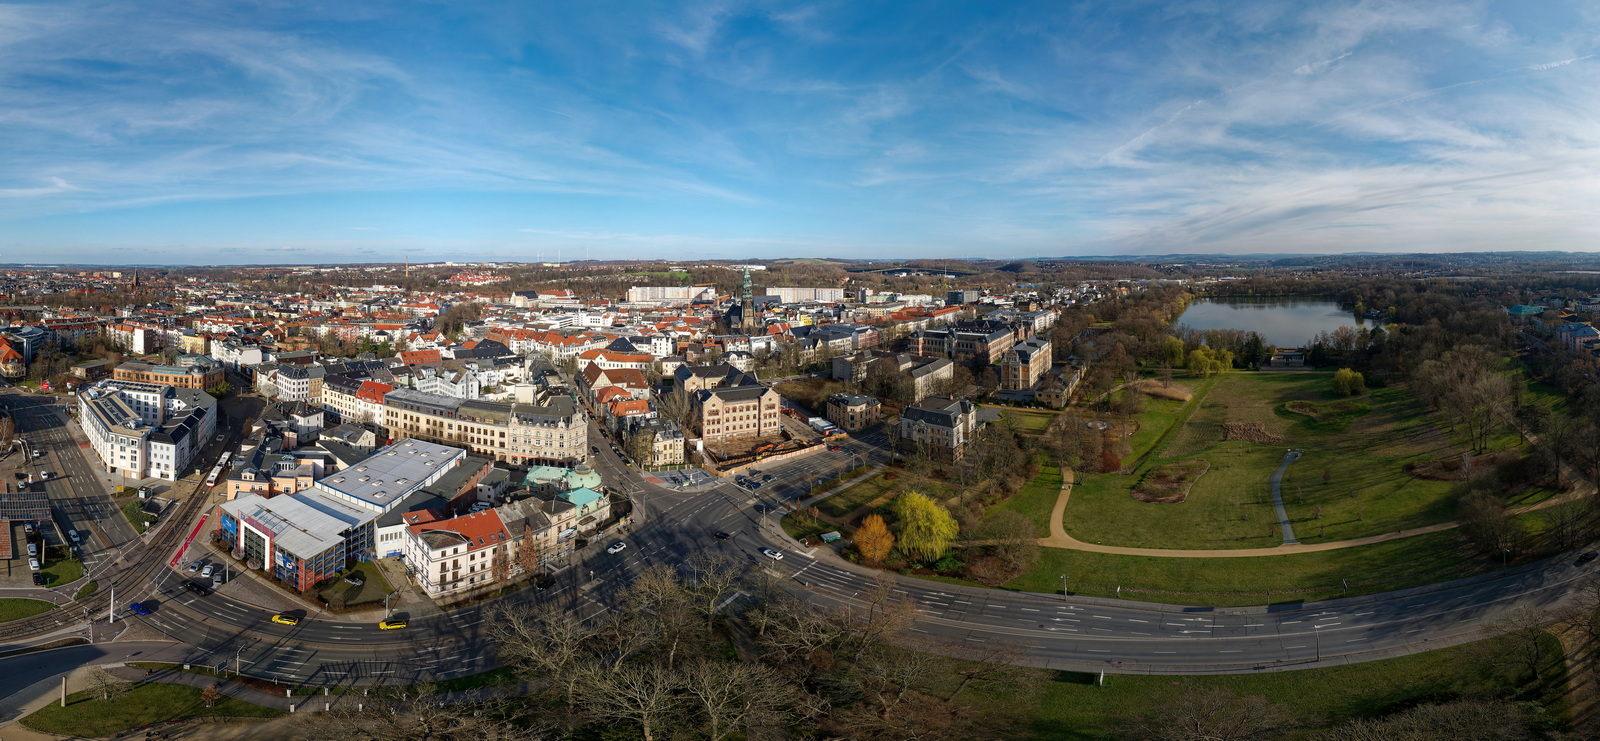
xmin=679 ymin=366 xmax=781 ymax=442
xmin=825 ymin=393 xmax=882 ymax=432
xmin=897 ymin=396 xmax=981 ymax=462
xmin=998 ymin=337 xmax=1052 ymax=391
xmin=113 ymin=360 xmax=225 ymax=391
xmin=383 ymin=389 xmax=586 ymax=466
xmin=78 ymin=380 xmax=218 ymax=481
xmin=215 ymin=489 xmax=376 ymax=592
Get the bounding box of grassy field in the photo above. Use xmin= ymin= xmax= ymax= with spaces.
xmin=999 ymin=528 xmax=1494 ymax=605
xmin=40 ymin=548 xmax=83 ymax=587
xmin=1064 ymin=373 xmax=1503 ymax=550
xmin=23 ymin=681 xmax=284 ymax=736
xmin=319 ymin=560 xmax=393 ymax=609
xmin=985 ymin=464 xmax=1066 ymax=537
xmin=815 ymin=468 xmax=953 ymax=522
xmin=997 ymin=408 xmax=1056 ymax=435
xmin=948 ymin=632 xmax=1565 ymax=740
xmin=75 ymin=580 xmax=98 ymax=600
xmin=119 ymin=499 xmax=152 ymax=534
xmin=0 ymin=598 xmax=52 ymax=622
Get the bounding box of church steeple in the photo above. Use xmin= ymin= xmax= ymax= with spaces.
xmin=738 ymin=266 xmax=758 ymax=334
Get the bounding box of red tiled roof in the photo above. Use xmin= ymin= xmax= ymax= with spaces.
xmin=408 ymin=510 xmax=509 ymax=553
xmin=355 ymin=381 xmax=395 ymax=404
xmin=609 ymin=399 xmax=652 ymax=417
xmin=400 ymin=349 xmax=442 ymax=365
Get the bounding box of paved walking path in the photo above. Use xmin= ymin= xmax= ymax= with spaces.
xmin=1039 ymin=465 xmax=1591 ymax=558
xmin=1268 ymin=451 xmax=1300 ymax=545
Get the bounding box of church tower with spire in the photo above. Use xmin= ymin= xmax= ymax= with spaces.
xmin=738 ymin=266 xmax=759 ymax=334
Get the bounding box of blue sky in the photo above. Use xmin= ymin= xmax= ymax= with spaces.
xmin=1 ymin=1 xmax=1597 ymax=264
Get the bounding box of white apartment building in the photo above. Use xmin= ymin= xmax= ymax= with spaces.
xmin=79 ymin=380 xmax=219 ymax=481
xmin=625 ymin=286 xmax=717 ymax=305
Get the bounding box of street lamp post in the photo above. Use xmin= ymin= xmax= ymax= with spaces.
xmin=1313 ymin=625 xmax=1321 ymax=661
xmin=1059 ymin=574 xmax=1069 ymax=600
xmin=235 ymin=640 xmax=254 ymax=679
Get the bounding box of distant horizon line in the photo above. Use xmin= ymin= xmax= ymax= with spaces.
xmin=5 ymin=248 xmax=1600 ymax=269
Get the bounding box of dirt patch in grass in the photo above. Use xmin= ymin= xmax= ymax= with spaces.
xmin=1221 ymin=422 xmax=1282 ymax=445
xmin=1284 ymin=400 xmax=1371 ymax=425
xmin=1405 ymin=448 xmax=1523 ymax=481
xmin=1129 ymin=380 xmax=1193 ymax=402
xmin=1131 ymin=461 xmax=1210 ymax=503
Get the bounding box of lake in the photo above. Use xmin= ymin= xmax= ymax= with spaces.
xmin=1174 ymin=297 xmax=1368 ymax=347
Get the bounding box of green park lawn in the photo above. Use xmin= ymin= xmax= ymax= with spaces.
xmin=814 ymin=468 xmax=954 ymax=522
xmin=0 ymin=598 xmax=53 ymax=622
xmin=319 ymin=560 xmax=394 ymax=609
xmin=40 ymin=548 xmax=83 ymax=587
xmin=1063 ymin=373 xmax=1522 ymax=550
xmin=984 ymin=464 xmax=1066 ymax=537
xmin=23 ymin=681 xmax=283 ymax=736
xmin=119 ymin=499 xmax=152 ymax=534
xmin=951 ymin=631 xmax=1565 ymax=740
xmin=1001 ymin=527 xmax=1496 ymax=606
xmin=996 ymin=408 xmax=1056 ymax=435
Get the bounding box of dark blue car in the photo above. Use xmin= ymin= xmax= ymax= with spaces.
xmin=128 ymin=602 xmax=151 ymax=615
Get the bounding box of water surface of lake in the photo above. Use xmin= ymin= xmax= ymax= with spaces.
xmin=1174 ymin=298 xmax=1368 ymax=347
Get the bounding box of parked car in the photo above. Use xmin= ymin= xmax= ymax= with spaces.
xmin=128 ymin=602 xmax=151 ymax=616
xmin=1579 ymin=552 xmax=1598 ymax=566
xmin=27 ymin=557 xmax=39 ymax=571
xmin=343 ymin=573 xmax=365 ymax=586
xmin=760 ymin=548 xmax=784 ymax=561
xmin=26 ymin=543 xmax=36 ymax=557
xmin=31 ymin=573 xmax=45 ymax=586
xmin=186 ymin=560 xmax=202 ymax=572
xmin=606 ymin=542 xmax=627 ymax=555
xmin=68 ymin=530 xmax=78 ymax=544
xmin=201 ymin=564 xmax=214 ymax=579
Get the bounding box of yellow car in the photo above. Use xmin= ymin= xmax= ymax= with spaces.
xmin=378 ymin=618 xmax=408 ymax=630
xmin=270 ymin=613 xmax=301 ymax=626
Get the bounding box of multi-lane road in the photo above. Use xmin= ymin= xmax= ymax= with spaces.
xmin=0 ymin=385 xmax=1594 ymax=691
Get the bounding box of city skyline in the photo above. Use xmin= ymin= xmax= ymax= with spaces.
xmin=2 ymin=1 xmax=1597 ymax=264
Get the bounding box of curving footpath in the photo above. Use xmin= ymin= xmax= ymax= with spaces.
xmin=1041 ymin=465 xmax=1593 ymax=557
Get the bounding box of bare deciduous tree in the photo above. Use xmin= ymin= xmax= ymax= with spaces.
xmin=1120 ymin=684 xmax=1291 ymax=741
xmin=683 ymin=551 xmax=745 ymax=630
xmin=680 ymin=659 xmax=803 ymax=741
xmin=485 ymin=602 xmax=598 ymax=706
xmin=580 ymin=663 xmax=681 ymax=741
xmin=294 ymin=685 xmax=543 ymax=741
